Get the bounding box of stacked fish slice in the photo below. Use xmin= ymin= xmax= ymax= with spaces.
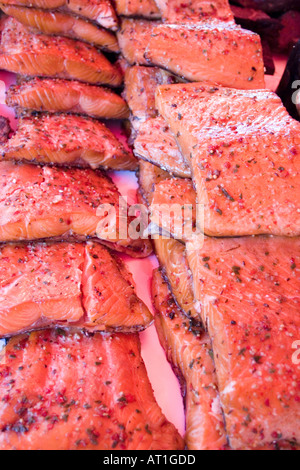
xmin=116 ymin=0 xmax=300 ymax=450
xmin=0 ymin=0 xmax=185 ymax=450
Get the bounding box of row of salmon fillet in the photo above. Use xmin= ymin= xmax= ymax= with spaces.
xmin=118 ymin=0 xmax=300 ymax=451
xmin=0 ymin=0 xmax=298 ymax=451
xmin=0 ymin=0 xmax=184 ymax=451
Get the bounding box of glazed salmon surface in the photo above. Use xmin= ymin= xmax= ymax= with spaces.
xmin=152 ymin=269 xmax=227 ymax=450
xmin=134 ymin=116 xmax=191 ymax=178
xmin=0 ymin=18 xmax=122 ymax=86
xmin=0 ymin=0 xmax=119 ymax=30
xmin=0 ymin=5 xmax=119 ymax=52
xmin=0 ymin=161 xmax=152 ymax=257
xmin=156 ymin=83 xmax=300 ymax=236
xmin=187 ymin=236 xmax=300 ymax=449
xmin=145 ymin=21 xmax=265 ymax=89
xmin=0 ymin=329 xmax=184 ymax=449
xmin=7 ymin=78 xmax=129 ymax=120
xmin=138 ymin=160 xmax=170 ymax=205
xmin=0 ymin=113 xmax=136 ymax=170
xmin=0 ymin=241 xmax=153 ymax=337
xmin=155 ymin=0 xmax=233 ymax=23
xmin=7 ymin=78 xmax=128 ymax=119
xmin=114 ymin=0 xmax=161 ymax=18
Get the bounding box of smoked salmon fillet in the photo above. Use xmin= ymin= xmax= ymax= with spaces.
xmin=118 ymin=19 xmax=264 ymax=89
xmin=150 ymin=177 xmax=197 ymax=241
xmin=0 ymin=113 xmax=136 ymax=170
xmin=0 ymin=18 xmax=122 ymax=86
xmin=156 ymin=83 xmax=300 ymax=237
xmin=0 ymin=241 xmax=153 ymax=337
xmin=0 ymin=5 xmax=119 ymax=52
xmin=0 ymin=0 xmax=119 ymax=30
xmin=0 ymin=329 xmax=184 ymax=449
xmin=152 ymin=269 xmax=227 ymax=450
xmin=6 ymin=78 xmax=129 ymax=119
xmin=114 ymin=0 xmax=161 ymax=19
xmin=134 ymin=116 xmax=191 ymax=178
xmin=145 ymin=21 xmax=265 ymax=89
xmin=124 ymin=65 xmax=176 ymax=134
xmin=187 ymin=236 xmax=300 ymax=449
xmin=0 ymin=161 xmax=153 ymax=258
xmin=155 ymin=0 xmax=233 ymax=23
xmin=154 ymin=238 xmax=198 ymax=320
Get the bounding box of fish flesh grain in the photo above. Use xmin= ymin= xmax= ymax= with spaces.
xmin=118 ymin=19 xmax=265 ymax=89
xmin=152 ymin=268 xmax=227 ymax=450
xmin=186 ymin=236 xmax=300 ymax=449
xmin=0 ymin=0 xmax=119 ymax=31
xmin=154 ymin=238 xmax=198 ymax=320
xmin=124 ymin=65 xmax=176 ymax=135
xmin=114 ymin=0 xmax=161 ymax=19
xmin=0 ymin=113 xmax=136 ymax=170
xmin=0 ymin=241 xmax=153 ymax=337
xmin=150 ymin=177 xmax=197 ymax=241
xmin=0 ymin=17 xmax=122 ymax=86
xmin=0 ymin=4 xmax=119 ymax=52
xmin=134 ymin=116 xmax=191 ymax=178
xmin=0 ymin=329 xmax=184 ymax=449
xmin=0 ymin=161 xmax=153 ymax=258
xmin=137 ymin=160 xmax=170 ymax=205
xmin=156 ymin=82 xmax=300 ymax=236
xmin=154 ymin=0 xmax=234 ymax=23
xmin=6 ymin=78 xmax=129 ymax=120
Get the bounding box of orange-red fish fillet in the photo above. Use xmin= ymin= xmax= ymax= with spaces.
xmin=0 ymin=5 xmax=119 ymax=51
xmin=0 ymin=329 xmax=184 ymax=449
xmin=152 ymin=269 xmax=227 ymax=450
xmin=0 ymin=161 xmax=152 ymax=257
xmin=0 ymin=113 xmax=136 ymax=170
xmin=7 ymin=78 xmax=129 ymax=120
xmin=0 ymin=241 xmax=153 ymax=337
xmin=0 ymin=0 xmax=119 ymax=30
xmin=187 ymin=236 xmax=300 ymax=449
xmin=0 ymin=18 xmax=122 ymax=86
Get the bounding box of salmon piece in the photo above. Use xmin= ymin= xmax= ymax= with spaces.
xmin=0 ymin=329 xmax=184 ymax=449
xmin=155 ymin=0 xmax=233 ymax=23
xmin=150 ymin=177 xmax=197 ymax=240
xmin=124 ymin=65 xmax=176 ymax=135
xmin=0 ymin=5 xmax=119 ymax=52
xmin=0 ymin=113 xmax=136 ymax=170
xmin=0 ymin=0 xmax=119 ymax=30
xmin=152 ymin=269 xmax=227 ymax=450
xmin=0 ymin=161 xmax=153 ymax=257
xmin=187 ymin=236 xmax=300 ymax=449
xmin=0 ymin=18 xmax=122 ymax=86
xmin=0 ymin=241 xmax=153 ymax=337
xmin=117 ymin=18 xmax=155 ymax=66
xmin=6 ymin=78 xmax=129 ymax=119
xmin=156 ymin=83 xmax=300 ymax=237
xmin=138 ymin=160 xmax=170 ymax=205
xmin=154 ymin=238 xmax=198 ymax=319
xmin=134 ymin=116 xmax=191 ymax=178
xmin=145 ymin=21 xmax=265 ymax=89
xmin=114 ymin=0 xmax=161 ymax=19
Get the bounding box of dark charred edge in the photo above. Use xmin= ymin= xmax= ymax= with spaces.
xmin=0 ymin=116 xmax=12 ymax=144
